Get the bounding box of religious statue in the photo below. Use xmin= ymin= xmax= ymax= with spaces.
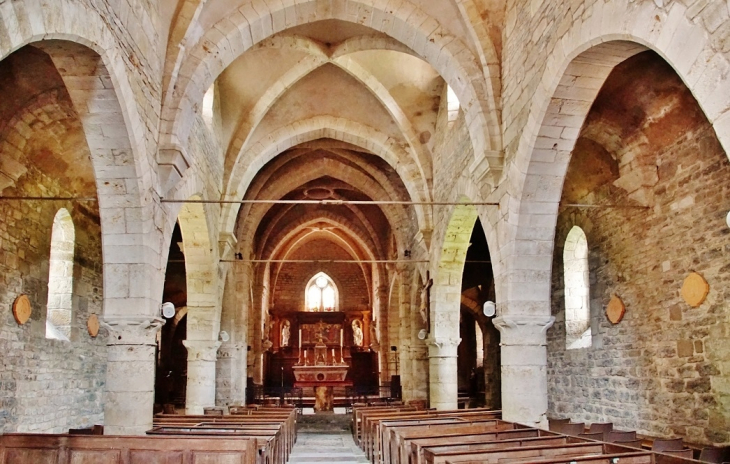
xmin=281 ymin=319 xmax=290 ymax=347
xmin=419 ymin=273 xmax=433 ymax=326
xmin=352 ymin=319 xmax=363 ymax=346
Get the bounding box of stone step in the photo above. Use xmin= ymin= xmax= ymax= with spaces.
xmin=287 ymin=432 xmax=369 ymax=464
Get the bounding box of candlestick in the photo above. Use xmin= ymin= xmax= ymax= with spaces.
xmin=299 ymin=328 xmax=302 ymax=349
xmin=340 ymin=328 xmax=343 ymax=347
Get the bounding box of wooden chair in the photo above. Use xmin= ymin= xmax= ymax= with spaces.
xmin=652 ymin=437 xmax=684 ymax=452
xmin=556 ymin=422 xmax=585 ymax=436
xmin=588 ymin=422 xmax=613 ymax=435
xmin=607 ymin=430 xmax=637 ymax=442
xmin=547 ymin=418 xmax=570 ymax=432
xmin=699 ymin=446 xmax=730 ymax=463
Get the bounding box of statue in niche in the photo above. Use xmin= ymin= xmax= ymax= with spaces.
xmin=281 ymin=319 xmax=290 ymax=347
xmin=352 ymin=319 xmax=363 ymax=347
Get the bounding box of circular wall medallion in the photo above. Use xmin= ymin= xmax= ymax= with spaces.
xmin=681 ymin=272 xmax=709 ymax=307
xmin=605 ymin=295 xmax=625 ymax=324
xmin=12 ymin=294 xmax=31 ymax=325
xmin=87 ymin=314 xmax=100 ymax=338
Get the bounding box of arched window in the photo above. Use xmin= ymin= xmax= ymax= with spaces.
xmin=447 ymin=85 xmax=461 ymax=122
xmin=305 ymin=272 xmax=338 ymax=311
xmin=564 ymin=226 xmax=591 ymax=349
xmin=46 ymin=208 xmax=74 ymax=341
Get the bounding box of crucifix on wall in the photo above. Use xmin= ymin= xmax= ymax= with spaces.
xmin=419 ymin=271 xmax=433 ymax=333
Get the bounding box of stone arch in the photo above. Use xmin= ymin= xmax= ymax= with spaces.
xmin=266 ymin=219 xmax=377 ymax=294
xmin=509 ymin=3 xmax=730 ymax=314
xmin=223 ymin=116 xmax=430 ymax=235
xmin=161 ymin=0 xmax=501 ymax=183
xmin=177 ymin=195 xmax=220 ymax=340
xmin=261 ymin=213 xmax=380 ymax=263
xmin=176 ymin=194 xmax=221 ymax=415
xmin=46 ymin=208 xmax=75 ymax=341
xmin=428 ymin=197 xmax=479 ymax=410
xmin=237 ymin=146 xmax=411 ymax=252
xmin=6 ymin=38 xmax=156 ymax=319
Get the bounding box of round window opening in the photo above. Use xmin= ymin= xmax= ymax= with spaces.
xmin=316 ymin=373 xmax=325 ymax=381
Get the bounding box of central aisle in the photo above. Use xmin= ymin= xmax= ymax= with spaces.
xmin=287 ymin=432 xmax=370 ymax=464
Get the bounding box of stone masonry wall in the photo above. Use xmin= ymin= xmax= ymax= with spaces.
xmin=548 ymin=57 xmax=730 ymax=445
xmin=0 ymin=170 xmax=105 ymax=434
xmin=272 ymin=238 xmax=370 ymax=312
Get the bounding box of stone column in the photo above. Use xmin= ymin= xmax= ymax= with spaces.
xmin=216 ymin=343 xmax=246 ymax=406
xmin=102 ymin=316 xmax=164 ymax=435
xmin=428 ymin=336 xmax=461 ymax=410
xmin=493 ymin=315 xmax=555 ymax=427
xmin=411 ymin=342 xmax=429 ymax=400
xmin=183 ymin=340 xmax=222 ymax=414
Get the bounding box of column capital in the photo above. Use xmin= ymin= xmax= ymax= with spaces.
xmin=427 ymin=336 xmax=461 ymax=357
xmin=492 ymin=315 xmax=555 ymax=345
xmin=101 ymin=315 xmax=164 ymax=346
xmin=183 ymin=340 xmax=222 ymax=361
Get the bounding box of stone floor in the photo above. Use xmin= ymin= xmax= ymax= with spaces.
xmin=287 ymin=432 xmax=369 ymax=464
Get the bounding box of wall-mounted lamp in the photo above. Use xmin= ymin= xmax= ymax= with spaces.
xmin=482 ymin=301 xmax=496 ymax=317
xmin=161 ymin=302 xmax=175 ymax=318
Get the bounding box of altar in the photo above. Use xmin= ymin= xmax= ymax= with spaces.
xmin=293 ymin=318 xmax=351 ymax=411
xmin=263 ymin=310 xmax=376 ymax=412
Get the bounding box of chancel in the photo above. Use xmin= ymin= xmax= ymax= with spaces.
xmin=2 ymin=0 xmax=730 ymax=461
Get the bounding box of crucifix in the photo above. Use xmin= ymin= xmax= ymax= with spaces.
xmin=419 ymin=271 xmax=433 ymax=333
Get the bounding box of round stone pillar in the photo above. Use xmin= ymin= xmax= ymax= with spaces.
xmin=493 ymin=315 xmax=555 ymax=427
xmin=183 ymin=340 xmax=222 ymax=414
xmin=427 ymin=336 xmax=461 ymax=410
xmin=102 ymin=316 xmax=164 ymax=435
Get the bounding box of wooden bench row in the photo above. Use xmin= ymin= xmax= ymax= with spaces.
xmin=351 ymin=404 xmax=503 ymax=463
xmin=0 ymin=407 xmax=297 ymax=464
xmin=0 ymin=434 xmax=259 ymax=464
xmin=352 ymin=405 xmax=703 ymax=464
xmin=152 ymin=407 xmax=297 ymax=464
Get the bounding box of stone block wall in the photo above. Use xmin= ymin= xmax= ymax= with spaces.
xmin=0 ymin=170 xmax=105 ymax=434
xmin=272 ymin=238 xmax=370 ymax=312
xmin=548 ymin=54 xmax=730 ymax=445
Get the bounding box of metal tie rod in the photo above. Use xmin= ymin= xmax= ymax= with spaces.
xmin=161 ymin=198 xmax=500 ymax=206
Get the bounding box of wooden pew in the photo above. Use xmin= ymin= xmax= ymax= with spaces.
xmin=363 ymin=409 xmax=501 ymax=462
xmin=443 ymin=451 xmax=655 ymax=464
xmin=384 ymin=419 xmax=515 ymax=464
xmin=154 ymin=409 xmax=296 ymax=455
xmin=147 ymin=425 xmax=281 ymax=464
xmin=423 ymin=442 xmax=640 ymax=464
xmin=360 ymin=407 xmax=500 ymax=457
xmin=406 ymin=427 xmax=563 ymax=464
xmin=353 ymin=405 xmax=419 ymax=445
xmin=412 ymin=435 xmax=573 ymax=464
xmin=0 ymin=433 xmax=258 ymax=464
